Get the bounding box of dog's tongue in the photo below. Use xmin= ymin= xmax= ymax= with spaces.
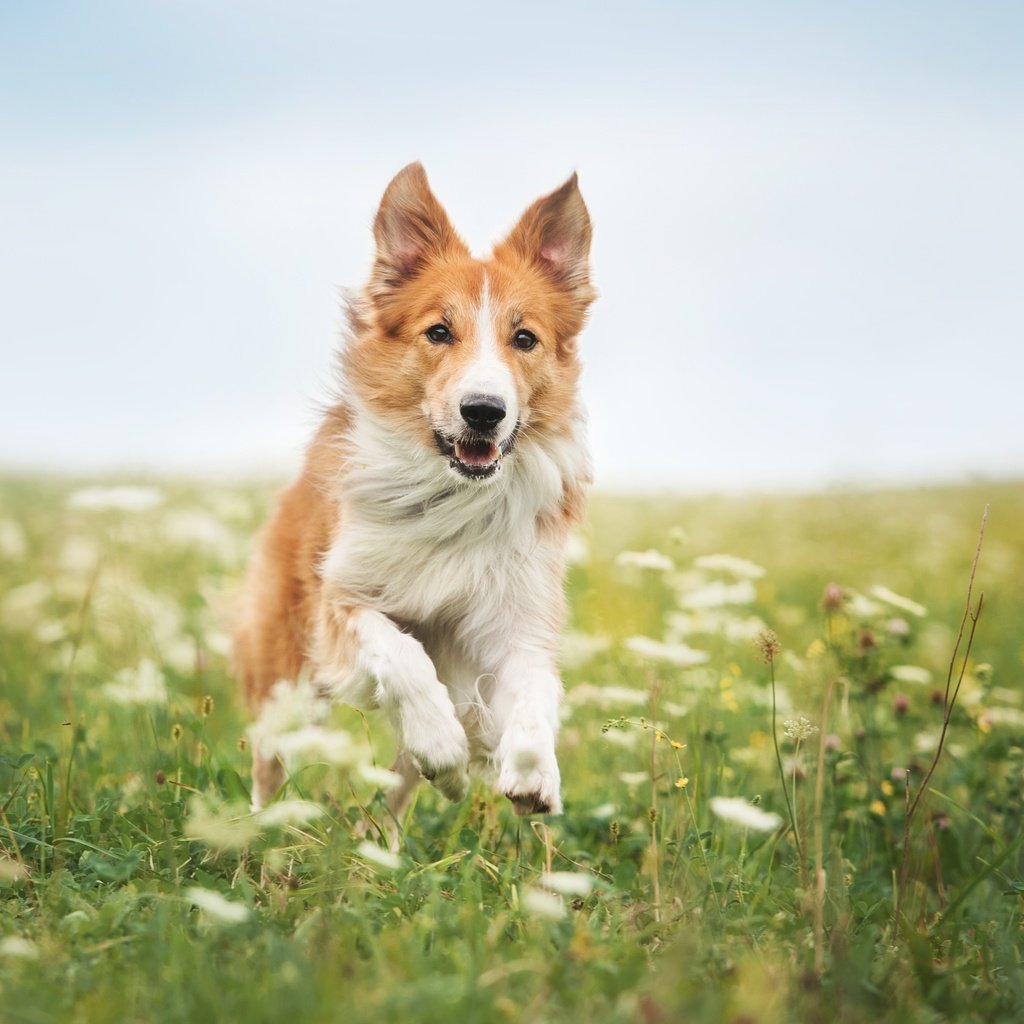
xmin=455 ymin=439 xmax=500 ymax=466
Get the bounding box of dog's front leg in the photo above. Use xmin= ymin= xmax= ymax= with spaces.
xmin=492 ymin=654 xmax=564 ymax=815
xmin=316 ymin=602 xmax=470 ymax=802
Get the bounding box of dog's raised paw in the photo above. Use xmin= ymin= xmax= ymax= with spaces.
xmin=507 ymin=791 xmax=554 ymax=816
xmin=419 ymin=760 xmax=470 ymax=802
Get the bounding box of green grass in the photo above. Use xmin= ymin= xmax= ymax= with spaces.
xmin=2 ymin=476 xmax=1023 ymax=1023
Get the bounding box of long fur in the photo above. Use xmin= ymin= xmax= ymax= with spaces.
xmin=233 ymin=163 xmax=595 ymax=818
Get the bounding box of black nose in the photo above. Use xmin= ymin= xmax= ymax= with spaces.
xmin=460 ymin=394 xmax=506 ymax=432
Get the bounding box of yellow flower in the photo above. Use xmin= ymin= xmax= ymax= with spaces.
xmin=805 ymin=638 xmax=826 ymax=660
xmin=719 ymin=676 xmax=733 ymax=691
xmin=748 ymin=730 xmax=771 ymax=749
xmin=674 ymin=776 xmax=689 ymax=789
xmin=880 ymin=780 xmax=894 ymax=796
xmin=669 ymin=740 xmax=686 ymax=750
xmin=869 ymin=800 xmax=886 ymax=816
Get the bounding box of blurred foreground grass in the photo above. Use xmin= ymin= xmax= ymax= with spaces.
xmin=1 ymin=476 xmax=1022 ymax=1023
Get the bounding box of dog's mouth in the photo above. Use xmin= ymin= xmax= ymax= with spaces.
xmin=433 ymin=428 xmax=518 ymax=480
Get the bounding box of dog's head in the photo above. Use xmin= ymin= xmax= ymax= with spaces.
xmin=346 ymin=163 xmax=595 ymax=482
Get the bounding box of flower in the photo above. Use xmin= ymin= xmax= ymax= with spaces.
xmin=68 ymin=485 xmax=164 ymax=512
xmin=693 ymin=554 xmax=765 ymax=580
xmin=870 ymin=585 xmax=926 ymax=618
xmin=539 ymin=871 xmax=594 ymax=896
xmin=255 ymin=800 xmax=326 ymax=827
xmin=520 ymin=886 xmax=566 ymax=920
xmin=358 ymin=764 xmax=405 ymax=790
xmin=890 ymin=665 xmax=932 ymax=686
xmin=674 ymin=776 xmax=689 ymax=789
xmin=102 ymin=660 xmax=168 ymax=705
xmin=185 ymin=887 xmax=251 ymax=924
xmin=615 ymin=549 xmax=674 ymax=572
xmin=869 ymin=800 xmax=886 ymax=817
xmin=709 ymin=797 xmax=782 ymax=832
xmin=624 ymin=636 xmax=709 ymax=667
xmin=783 ymin=715 xmax=818 ymax=742
xmin=355 ymin=841 xmax=402 ymax=872
xmin=821 ymin=583 xmax=844 ymax=611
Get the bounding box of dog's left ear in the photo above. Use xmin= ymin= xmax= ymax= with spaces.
xmin=497 ymin=174 xmax=594 ymax=300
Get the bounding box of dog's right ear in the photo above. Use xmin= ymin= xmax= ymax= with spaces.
xmin=370 ymin=163 xmax=467 ymax=295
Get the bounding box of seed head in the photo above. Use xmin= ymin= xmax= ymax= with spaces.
xmin=756 ymin=630 xmax=781 ymax=664
xmin=201 ymin=695 xmax=214 ymax=717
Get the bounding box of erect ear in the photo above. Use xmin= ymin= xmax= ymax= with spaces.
xmin=497 ymin=173 xmax=593 ymax=296
xmin=370 ymin=163 xmax=467 ymax=293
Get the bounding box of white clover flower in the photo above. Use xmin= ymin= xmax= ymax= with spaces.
xmin=185 ymin=796 xmax=260 ymax=851
xmin=565 ymin=532 xmax=590 ymax=565
xmin=539 ymin=871 xmax=594 ymax=896
xmin=890 ymin=665 xmax=932 ymax=686
xmin=677 ymin=579 xmax=757 ymax=610
xmin=693 ymin=554 xmax=766 ymax=580
xmin=0 ymin=859 xmax=29 ymax=885
xmin=0 ymin=936 xmax=39 ymax=959
xmin=615 ymin=549 xmax=674 ymax=572
xmin=185 ymin=887 xmax=251 ymax=924
xmin=103 ymin=659 xmax=168 ymax=705
xmin=267 ymin=725 xmax=358 ymax=767
xmin=624 ymin=635 xmax=709 ymax=667
xmin=355 ymin=841 xmax=402 ymax=872
xmin=358 ymin=764 xmax=404 ymax=790
xmin=559 ymin=631 xmax=611 ymax=669
xmin=870 ymin=585 xmax=927 ymax=618
xmin=709 ymin=797 xmax=783 ymax=832
xmin=520 ymin=886 xmax=566 ymax=920
xmin=254 ymin=800 xmax=326 ymax=827
xmin=68 ymin=485 xmax=164 ymax=512
xmin=783 ymin=715 xmax=819 ymax=742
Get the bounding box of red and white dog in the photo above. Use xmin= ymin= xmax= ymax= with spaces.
xmin=233 ymin=163 xmax=594 ymax=819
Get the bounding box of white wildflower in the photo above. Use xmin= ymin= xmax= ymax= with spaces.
xmin=68 ymin=485 xmax=164 ymax=512
xmin=0 ymin=859 xmax=29 ymax=885
xmin=846 ymin=592 xmax=884 ymax=618
xmin=693 ymin=554 xmax=766 ymax=580
xmin=57 ymin=536 xmax=101 ymax=577
xmin=589 ymin=803 xmax=617 ymax=820
xmin=709 ymin=796 xmax=783 ymax=832
xmin=540 ymin=871 xmax=594 ymax=896
xmin=102 ymin=659 xmax=168 ymax=705
xmin=890 ymin=665 xmax=933 ymax=686
xmin=162 ymin=509 xmax=241 ymax=563
xmin=185 ymin=887 xmax=251 ymax=924
xmin=520 ymin=886 xmax=565 ymax=920
xmin=355 ymin=841 xmax=402 ymax=871
xmin=870 ymin=585 xmax=927 ymax=618
xmin=618 ymin=771 xmax=649 ymax=787
xmin=268 ymin=725 xmax=357 ymax=767
xmin=624 ymin=636 xmax=709 ymax=667
xmin=0 ymin=519 xmax=27 ymax=560
xmin=185 ymin=797 xmax=260 ymax=851
xmin=567 ymin=683 xmax=648 ymax=708
xmin=0 ymin=936 xmax=39 ymax=959
xmin=783 ymin=715 xmax=819 ymax=742
xmin=616 ymin=549 xmax=674 ymax=572
xmin=358 ymin=764 xmax=404 ymax=790
xmin=980 ymin=707 xmax=1024 ymax=728
xmin=565 ymin=532 xmax=590 ymax=565
xmin=255 ymin=800 xmax=326 ymax=828
xmin=678 ymin=579 xmax=757 ymax=610
xmin=1 ymin=580 xmax=51 ymax=627
xmin=560 ymin=631 xmax=610 ymax=669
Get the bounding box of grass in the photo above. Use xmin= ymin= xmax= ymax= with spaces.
xmin=1 ymin=475 xmax=1023 ymax=1023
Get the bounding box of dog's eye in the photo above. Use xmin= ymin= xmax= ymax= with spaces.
xmin=425 ymin=324 xmax=452 ymax=345
xmin=512 ymin=329 xmax=538 ymax=352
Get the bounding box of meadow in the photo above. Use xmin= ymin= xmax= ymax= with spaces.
xmin=1 ymin=475 xmax=1022 ymax=1023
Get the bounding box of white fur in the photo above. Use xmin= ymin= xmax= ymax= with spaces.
xmin=316 ymin=396 xmax=590 ymax=812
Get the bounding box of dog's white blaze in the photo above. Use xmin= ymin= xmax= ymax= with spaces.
xmin=455 ymin=274 xmax=518 ymax=434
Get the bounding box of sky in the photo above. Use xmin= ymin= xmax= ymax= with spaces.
xmin=2 ymin=1 xmax=1022 ymax=491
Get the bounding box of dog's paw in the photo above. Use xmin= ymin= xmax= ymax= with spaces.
xmin=497 ymin=720 xmax=562 ymax=816
xmin=402 ymin=699 xmax=471 ymax=803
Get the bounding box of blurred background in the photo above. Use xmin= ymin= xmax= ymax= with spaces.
xmin=2 ymin=1 xmax=1021 ymax=492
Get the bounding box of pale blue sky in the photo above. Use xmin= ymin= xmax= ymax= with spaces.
xmin=2 ymin=2 xmax=1022 ymax=489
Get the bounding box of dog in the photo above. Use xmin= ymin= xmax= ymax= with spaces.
xmin=233 ymin=163 xmax=594 ymax=820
